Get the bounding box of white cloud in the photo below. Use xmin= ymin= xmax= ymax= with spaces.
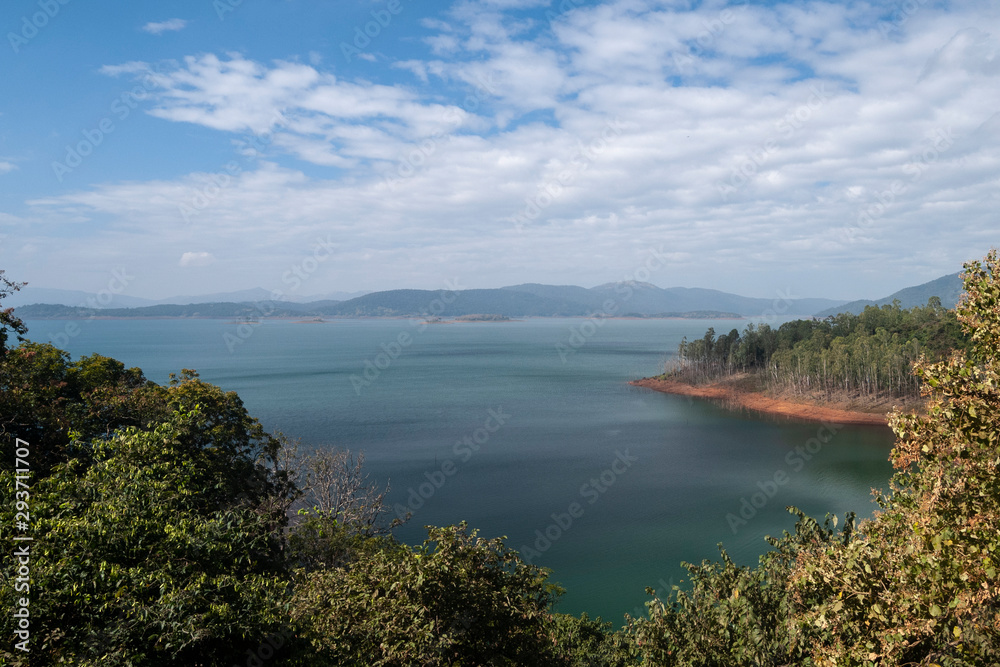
xmin=179 ymin=251 xmax=216 ymax=267
xmin=18 ymin=0 xmax=1000 ymax=298
xmin=0 ymin=161 xmax=16 ymax=174
xmin=142 ymin=19 xmax=187 ymax=35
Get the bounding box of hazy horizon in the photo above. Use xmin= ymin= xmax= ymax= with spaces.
xmin=5 ymin=269 xmax=957 ymax=306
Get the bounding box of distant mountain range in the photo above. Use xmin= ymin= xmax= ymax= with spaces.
xmin=12 ymin=273 xmax=963 ymax=320
xmin=3 ymin=287 xmax=368 ymax=309
xmin=15 ymin=281 xmax=841 ymax=319
xmin=813 ymin=272 xmax=963 ymax=317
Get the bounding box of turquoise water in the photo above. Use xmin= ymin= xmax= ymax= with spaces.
xmin=28 ymin=317 xmax=896 ymax=624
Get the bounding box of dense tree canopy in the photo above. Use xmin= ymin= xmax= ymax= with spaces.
xmin=0 ymin=270 xmax=27 ymax=357
xmin=677 ymin=298 xmax=969 ymax=401
xmin=2 ymin=412 xmax=292 ymax=665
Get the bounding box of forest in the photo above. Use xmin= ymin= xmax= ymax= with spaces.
xmin=1 ymin=251 xmax=998 ymax=665
xmin=675 ymin=296 xmax=969 ymax=401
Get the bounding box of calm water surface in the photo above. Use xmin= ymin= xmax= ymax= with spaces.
xmin=29 ymin=317 xmax=896 ymax=624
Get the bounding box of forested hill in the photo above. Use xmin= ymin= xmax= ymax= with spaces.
xmin=675 ymin=298 xmax=969 ymax=401
xmin=814 ymin=272 xmax=963 ymax=317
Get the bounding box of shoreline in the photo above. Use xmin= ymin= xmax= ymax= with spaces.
xmin=18 ymin=314 xmax=743 ymax=321
xmin=629 ymin=377 xmax=893 ymax=426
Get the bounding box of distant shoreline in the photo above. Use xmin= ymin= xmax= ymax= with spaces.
xmin=19 ymin=314 xmax=747 ymax=321
xmin=629 ymin=376 xmax=894 ymax=426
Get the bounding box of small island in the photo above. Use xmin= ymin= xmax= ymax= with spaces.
xmin=423 ymin=313 xmax=513 ymax=324
xmin=617 ymin=310 xmax=743 ymax=319
xmin=453 ymin=313 xmax=512 ymax=322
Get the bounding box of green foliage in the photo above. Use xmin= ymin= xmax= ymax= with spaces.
xmin=628 ymin=510 xmax=855 ymax=666
xmin=286 ymin=510 xmax=388 ymax=571
xmin=290 ymin=522 xmax=566 ymax=666
xmin=0 ymin=269 xmax=27 ymax=356
xmin=0 ymin=343 xmax=165 ymax=476
xmin=0 ymin=348 xmax=289 ymax=490
xmin=548 ymin=613 xmax=637 ymax=666
xmin=163 ymin=369 xmax=292 ymax=510
xmin=0 ymin=410 xmax=297 ymax=666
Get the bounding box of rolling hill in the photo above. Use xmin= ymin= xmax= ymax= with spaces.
xmin=308 ymin=282 xmax=845 ymax=318
xmin=16 ymin=282 xmax=846 ymax=319
xmin=813 ymin=272 xmax=963 ymax=317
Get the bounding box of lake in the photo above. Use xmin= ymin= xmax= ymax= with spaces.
xmin=28 ymin=316 xmax=896 ymax=624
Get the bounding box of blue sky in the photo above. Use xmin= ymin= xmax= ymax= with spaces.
xmin=1 ymin=0 xmax=997 ymax=302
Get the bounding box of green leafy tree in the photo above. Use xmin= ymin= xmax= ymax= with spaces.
xmin=789 ymin=250 xmax=1000 ymax=665
xmin=547 ymin=613 xmax=636 ymax=667
xmin=628 ymin=510 xmax=854 ymax=666
xmin=0 ymin=343 xmax=166 ymax=476
xmin=290 ymin=522 xmax=566 ymax=666
xmin=0 ymin=408 xmax=299 ymax=666
xmin=0 ymin=270 xmax=26 ymax=357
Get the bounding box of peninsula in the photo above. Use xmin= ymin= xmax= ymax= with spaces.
xmin=632 ymin=298 xmax=969 ymax=426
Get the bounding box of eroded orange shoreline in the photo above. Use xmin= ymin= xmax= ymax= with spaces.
xmin=629 ymin=377 xmax=891 ymax=426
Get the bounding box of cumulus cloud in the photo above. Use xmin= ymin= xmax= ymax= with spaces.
xmin=20 ymin=0 xmax=1000 ymax=297
xmin=142 ymin=19 xmax=187 ymax=35
xmin=179 ymin=252 xmax=216 ymax=267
